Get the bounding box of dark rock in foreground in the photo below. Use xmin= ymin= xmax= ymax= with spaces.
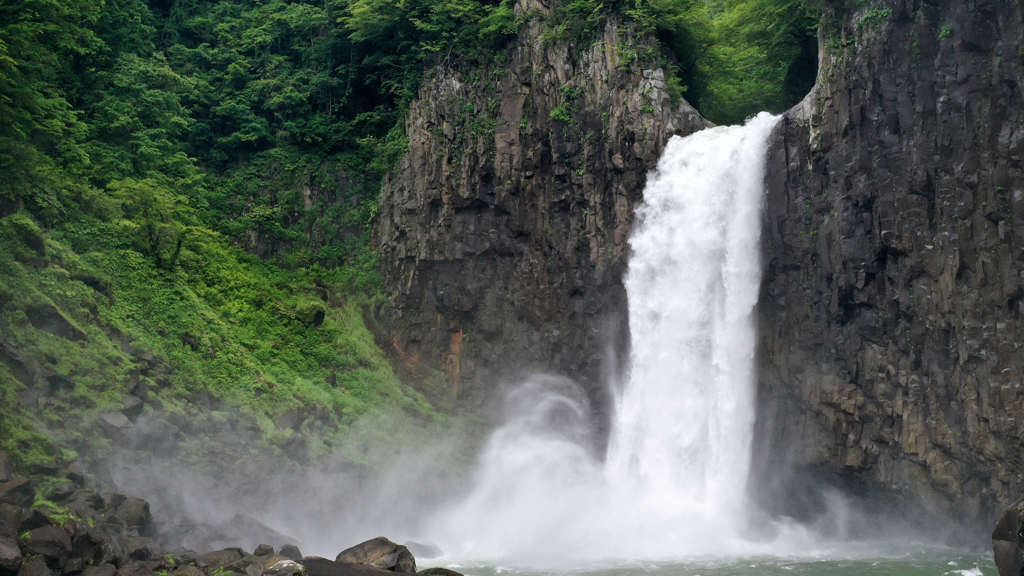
xmin=0 ymin=479 xmax=34 ymax=508
xmin=81 ymin=564 xmax=116 ymax=576
xmin=22 ymin=526 xmax=72 ymax=569
xmin=16 ymin=556 xmax=51 ymax=576
xmin=0 ymin=535 xmax=22 ymax=573
xmin=416 ymin=569 xmax=462 ymax=576
xmin=254 ymin=545 xmax=274 ymax=557
xmin=993 ymin=496 xmax=1024 ymax=576
xmin=335 ymin=538 xmax=415 ymax=574
xmin=301 ymin=557 xmax=392 ymax=576
xmin=263 ymin=558 xmax=306 ymax=576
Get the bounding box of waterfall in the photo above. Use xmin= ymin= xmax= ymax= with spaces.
xmin=605 ymin=111 xmax=780 ymax=532
xmin=426 ymin=113 xmax=781 ymax=563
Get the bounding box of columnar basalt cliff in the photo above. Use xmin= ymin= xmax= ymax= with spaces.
xmin=756 ymin=0 xmax=1024 ymax=527
xmin=377 ymin=13 xmax=709 ymax=416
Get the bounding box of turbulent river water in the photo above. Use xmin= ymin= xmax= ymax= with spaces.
xmin=412 ymin=114 xmax=995 ymax=575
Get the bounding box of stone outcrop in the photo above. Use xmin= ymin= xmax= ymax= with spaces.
xmin=377 ymin=9 xmax=709 ymax=425
xmin=755 ymin=0 xmax=1024 ymax=527
xmin=993 ymin=496 xmax=1023 ymax=576
xmin=334 ymin=538 xmax=414 ymax=573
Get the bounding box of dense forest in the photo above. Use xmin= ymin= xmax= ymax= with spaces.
xmin=0 ymin=0 xmax=818 ymax=474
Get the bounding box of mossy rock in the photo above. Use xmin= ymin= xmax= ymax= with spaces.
xmin=293 ymin=301 xmax=327 ymax=328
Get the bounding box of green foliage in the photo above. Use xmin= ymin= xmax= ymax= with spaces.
xmin=0 ymin=0 xmax=513 ymax=469
xmin=84 ymin=53 xmax=196 ymax=184
xmin=550 ymin=105 xmax=572 ymax=122
xmin=939 ymin=24 xmax=953 ymax=40
xmin=0 ymin=204 xmax=437 ymax=467
xmin=626 ymin=0 xmax=711 ymax=91
xmin=107 ymin=178 xmax=192 ymax=270
xmin=532 ymin=0 xmax=820 ymax=124
xmin=689 ymin=0 xmax=821 ymax=124
xmin=859 ymin=6 xmax=893 ymax=30
xmin=0 ymin=0 xmax=100 ymax=199
xmin=541 ymin=0 xmax=609 ymax=47
xmin=0 ymin=0 xmax=824 ymax=471
xmin=33 ymin=499 xmax=81 ymax=526
xmin=0 ymin=372 xmax=59 ymax=470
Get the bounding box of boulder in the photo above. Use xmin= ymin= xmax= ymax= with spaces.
xmin=299 ymin=558 xmax=388 ymax=576
xmin=416 ymin=569 xmax=463 ymax=576
xmin=253 ymin=545 xmax=274 ymax=558
xmin=221 ymin=554 xmax=264 ymax=576
xmin=24 ymin=305 xmax=85 ymax=341
xmin=28 ymin=463 xmax=58 ymax=477
xmin=0 ymin=505 xmax=20 ymax=539
xmin=168 ymin=567 xmax=203 ymax=576
xmin=70 ymin=529 xmax=108 ymax=566
xmin=97 ymin=414 xmax=132 ymax=441
xmin=81 ymin=565 xmax=116 ymax=576
xmin=66 ymin=491 xmax=103 ymax=524
xmin=18 ymin=509 xmax=51 ymax=532
xmin=114 ymin=562 xmax=152 ymax=576
xmin=114 ymin=498 xmax=151 ymax=531
xmin=121 ymin=396 xmax=144 ymax=420
xmin=0 ymin=479 xmax=33 ymax=508
xmin=263 ymin=560 xmax=305 ymax=576
xmin=0 ymin=452 xmax=13 ymax=483
xmin=125 ymin=538 xmax=159 ymax=561
xmin=335 ymin=539 xmax=414 ymax=574
xmin=67 ymin=464 xmax=86 ymax=487
xmin=277 ymin=546 xmax=301 ymax=562
xmin=993 ymin=496 xmax=1024 ymax=576
xmin=400 ymin=544 xmax=441 ymax=561
xmin=145 ymin=556 xmax=176 ymax=575
xmin=49 ymin=483 xmax=77 ymax=504
xmin=101 ymin=494 xmax=127 ymax=511
xmin=195 ymin=550 xmax=242 ymax=574
xmin=0 ymin=535 xmax=22 ymax=573
xmin=18 ymin=556 xmax=52 ymax=576
xmin=23 ymin=526 xmax=72 ymax=569
xmin=63 ymin=557 xmax=85 ymax=575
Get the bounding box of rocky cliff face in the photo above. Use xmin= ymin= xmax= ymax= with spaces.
xmin=377 ymin=12 xmax=709 ymax=424
xmin=756 ymin=0 xmax=1024 ymax=528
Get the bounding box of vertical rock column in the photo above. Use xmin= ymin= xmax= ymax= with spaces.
xmin=756 ymin=0 xmax=1024 ymax=529
xmin=377 ymin=15 xmax=709 ymax=431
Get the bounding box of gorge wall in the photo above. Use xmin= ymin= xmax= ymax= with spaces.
xmin=376 ymin=11 xmax=709 ymax=426
xmin=755 ymin=0 xmax=1024 ymax=529
xmin=378 ymin=0 xmax=1024 ymax=533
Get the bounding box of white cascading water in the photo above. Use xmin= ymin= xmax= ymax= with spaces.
xmin=426 ymin=113 xmax=782 ymax=563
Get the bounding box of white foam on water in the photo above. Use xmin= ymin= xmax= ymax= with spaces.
xmin=424 ymin=113 xmax=784 ymax=563
xmin=947 ymin=569 xmax=983 ymax=576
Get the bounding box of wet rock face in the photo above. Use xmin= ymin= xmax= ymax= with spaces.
xmin=377 ymin=14 xmax=709 ymax=422
xmin=756 ymin=0 xmax=1024 ymax=526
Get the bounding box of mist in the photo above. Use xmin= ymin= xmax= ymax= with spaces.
xmin=93 ymin=114 xmax=983 ymax=568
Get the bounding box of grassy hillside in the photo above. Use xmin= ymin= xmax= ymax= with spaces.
xmin=0 ymin=0 xmax=820 ymax=475
xmin=0 ymin=204 xmax=456 ymax=471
